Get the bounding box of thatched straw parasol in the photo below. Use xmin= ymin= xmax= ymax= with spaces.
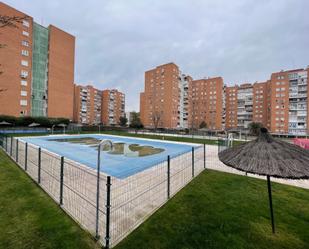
xmin=219 ymin=128 xmax=309 ymax=233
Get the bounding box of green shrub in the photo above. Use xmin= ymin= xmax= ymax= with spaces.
xmin=0 ymin=115 xmax=70 ymax=127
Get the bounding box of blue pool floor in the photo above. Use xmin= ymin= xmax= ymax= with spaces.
xmin=21 ymin=134 xmax=200 ymax=179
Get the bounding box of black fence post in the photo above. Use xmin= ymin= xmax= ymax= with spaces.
xmin=25 ymin=142 xmax=28 ymax=171
xmin=167 ymin=155 xmax=170 ymax=199
xmin=192 ymin=147 xmax=195 ymax=178
xmin=16 ymin=139 xmax=19 ymax=163
xmin=38 ymin=147 xmax=41 ymax=184
xmin=105 ymin=176 xmax=111 ymax=249
xmin=203 ymin=143 xmax=206 ymax=169
xmin=5 ymin=135 xmax=8 ymax=152
xmin=10 ymin=136 xmax=13 ymax=156
xmin=59 ymin=156 xmax=64 ymax=205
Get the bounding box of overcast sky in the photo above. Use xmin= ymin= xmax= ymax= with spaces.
xmin=5 ymin=0 xmax=309 ymax=111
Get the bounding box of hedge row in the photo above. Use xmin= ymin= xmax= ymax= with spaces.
xmin=0 ymin=115 xmax=70 ymax=127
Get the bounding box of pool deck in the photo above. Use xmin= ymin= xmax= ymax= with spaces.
xmin=206 ymin=145 xmax=309 ymax=189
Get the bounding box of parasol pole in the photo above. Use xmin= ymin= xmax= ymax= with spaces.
xmin=267 ymin=175 xmax=275 ymax=233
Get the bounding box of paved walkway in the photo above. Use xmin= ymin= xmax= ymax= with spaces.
xmin=205 ymin=144 xmax=309 ymax=189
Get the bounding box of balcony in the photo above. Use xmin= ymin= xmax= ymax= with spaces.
xmin=298 ymin=87 xmax=307 ymax=92
xmin=297 ymin=111 xmax=307 ymax=116
xmin=237 ymin=111 xmax=249 ymax=115
xmin=297 ymin=117 xmax=306 ymax=122
xmin=289 ymin=105 xmax=297 ymax=110
xmin=290 ymin=93 xmax=308 ymax=99
xmin=288 ymin=129 xmax=307 ymax=135
xmin=289 ymin=116 xmax=297 ymax=122
xmin=298 ymin=81 xmax=307 ymax=86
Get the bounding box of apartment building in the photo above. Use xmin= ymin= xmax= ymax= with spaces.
xmin=268 ymin=71 xmax=290 ymax=133
xmin=140 ymin=63 xmax=224 ymax=130
xmin=225 ymin=68 xmax=309 ymax=135
xmin=225 ymin=82 xmax=268 ymax=130
xmin=226 ymin=83 xmax=264 ymax=130
xmin=287 ymin=69 xmax=308 ymax=135
xmin=225 ymin=86 xmax=238 ymax=129
xmin=73 ymin=85 xmax=102 ymax=125
xmin=237 ymin=84 xmax=253 ymax=130
xmin=0 ymin=2 xmax=75 ymax=119
xmin=252 ymin=81 xmax=269 ymax=127
xmin=222 ymin=86 xmax=226 ymax=130
xmin=268 ymin=68 xmax=309 ymax=135
xmin=191 ymin=77 xmax=223 ymax=130
xmin=141 ymin=63 xmax=309 ymax=135
xmin=101 ymin=89 xmax=125 ymax=126
xmin=140 ymin=63 xmax=183 ymax=129
xmin=178 ymin=74 xmax=192 ymax=129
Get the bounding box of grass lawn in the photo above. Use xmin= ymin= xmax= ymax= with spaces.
xmin=115 ymin=170 xmax=309 ymax=249
xmin=0 ymin=149 xmax=100 ymax=249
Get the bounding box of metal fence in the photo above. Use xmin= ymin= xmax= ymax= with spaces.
xmin=0 ymin=134 xmax=206 ymax=248
xmin=0 ymin=135 xmax=105 ymax=243
xmin=217 ymin=138 xmax=235 ymax=153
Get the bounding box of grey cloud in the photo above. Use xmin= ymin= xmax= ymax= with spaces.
xmin=5 ymin=0 xmax=309 ymax=110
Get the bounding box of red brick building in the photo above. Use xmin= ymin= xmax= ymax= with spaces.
xmin=141 ymin=63 xmax=309 ymax=135
xmin=73 ymin=85 xmax=102 ymax=125
xmin=191 ymin=77 xmax=223 ymax=130
xmin=140 ymin=63 xmax=182 ymax=129
xmin=101 ymin=89 xmax=125 ymax=126
xmin=0 ymin=2 xmax=75 ymax=119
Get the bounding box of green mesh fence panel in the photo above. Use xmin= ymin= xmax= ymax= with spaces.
xmin=31 ymin=23 xmax=49 ymax=117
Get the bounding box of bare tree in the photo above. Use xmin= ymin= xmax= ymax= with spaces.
xmin=0 ymin=15 xmax=29 ymax=77
xmin=152 ymin=111 xmax=161 ymax=131
xmin=0 ymin=15 xmax=28 ymax=28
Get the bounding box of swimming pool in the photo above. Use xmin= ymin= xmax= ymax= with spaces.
xmin=21 ymin=134 xmax=200 ymax=178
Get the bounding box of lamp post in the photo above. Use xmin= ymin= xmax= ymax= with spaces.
xmin=51 ymin=125 xmax=55 ymax=135
xmin=95 ymin=139 xmax=113 ymax=239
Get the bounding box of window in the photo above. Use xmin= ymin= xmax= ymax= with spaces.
xmin=21 ymin=91 xmax=27 ymax=96
xmin=20 ymin=100 xmax=27 ymax=106
xmin=21 ymin=60 xmax=28 ymax=66
xmin=22 ymin=40 xmax=29 ymax=47
xmin=20 ymin=70 xmax=28 ymax=78
xmin=22 ymin=20 xmax=30 ymax=27
xmin=22 ymin=30 xmax=29 ymax=36
xmin=21 ymin=80 xmax=27 ymax=86
xmin=21 ymin=50 xmax=29 ymax=56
